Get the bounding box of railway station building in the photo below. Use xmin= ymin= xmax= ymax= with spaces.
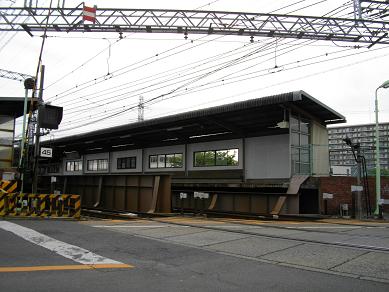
xmin=39 ymin=91 xmax=347 ymax=216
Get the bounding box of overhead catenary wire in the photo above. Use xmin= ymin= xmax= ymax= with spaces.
xmin=56 ymin=44 xmax=388 ymax=131
xmin=45 ymin=0 xmax=225 ymax=96
xmin=47 ymin=33 xmax=220 ymax=102
xmin=57 ymin=40 xmax=355 ymax=127
xmin=56 ymin=43 xmax=389 ymax=130
xmin=59 ymin=39 xmax=278 ymax=125
xmin=62 ymin=38 xmax=348 ymax=117
xmin=61 ymin=38 xmax=313 ymax=120
xmin=46 ymin=0 xmax=334 ymax=102
xmin=60 ymin=36 xmax=321 ymax=114
xmin=47 ymin=0 xmax=372 ymax=134
xmin=61 ymin=35 xmax=356 ymax=116
xmin=139 ymin=49 xmax=389 ymax=122
xmin=55 ymin=38 xmax=352 ymax=114
xmin=60 ymin=39 xmax=275 ymax=112
xmin=58 ymin=39 xmax=341 ymax=123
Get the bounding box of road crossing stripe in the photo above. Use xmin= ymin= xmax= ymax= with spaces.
xmin=0 ymin=221 xmax=126 ymax=265
xmin=0 ymin=264 xmax=133 ymax=273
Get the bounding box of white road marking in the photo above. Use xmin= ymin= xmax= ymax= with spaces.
xmin=0 ymin=221 xmax=123 ymax=265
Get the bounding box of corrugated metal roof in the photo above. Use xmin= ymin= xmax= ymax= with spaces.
xmin=45 ymin=90 xmax=346 ymax=153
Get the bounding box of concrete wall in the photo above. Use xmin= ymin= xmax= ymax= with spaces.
xmin=245 ymin=134 xmax=290 ymax=179
xmin=311 ymin=121 xmax=330 ymax=176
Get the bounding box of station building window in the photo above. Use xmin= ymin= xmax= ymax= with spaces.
xmin=66 ymin=160 xmax=82 ymax=172
xmin=87 ymin=159 xmax=108 ymax=171
xmin=290 ymin=116 xmax=311 ymax=175
xmin=48 ymin=163 xmax=60 ymax=173
xmin=117 ymin=156 xmax=136 ymax=169
xmin=149 ymin=153 xmax=183 ymax=168
xmin=194 ymin=148 xmax=239 ymax=167
xmin=38 ymin=166 xmax=46 ymax=175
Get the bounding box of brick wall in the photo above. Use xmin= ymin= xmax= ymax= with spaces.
xmin=319 ymin=176 xmax=389 ymax=215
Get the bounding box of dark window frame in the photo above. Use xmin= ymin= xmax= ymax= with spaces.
xmin=290 ymin=115 xmax=311 ymax=175
xmin=149 ymin=153 xmax=183 ymax=169
xmin=65 ymin=160 xmax=82 ymax=172
xmin=48 ymin=164 xmax=60 ymax=173
xmin=117 ymin=156 xmax=137 ymax=170
xmin=87 ymin=159 xmax=108 ymax=171
xmin=193 ymin=148 xmax=239 ymax=167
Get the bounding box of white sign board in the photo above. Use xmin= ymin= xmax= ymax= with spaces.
xmin=351 ymin=185 xmax=363 ymax=192
xmin=202 ymin=193 xmax=209 ymax=199
xmin=179 ymin=192 xmax=187 ymax=199
xmin=40 ymin=147 xmax=53 ymax=158
xmin=194 ymin=192 xmax=209 ymax=199
xmin=323 ymin=193 xmax=333 ymax=199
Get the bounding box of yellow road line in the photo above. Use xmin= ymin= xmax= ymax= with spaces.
xmin=0 ymin=264 xmax=133 ymax=273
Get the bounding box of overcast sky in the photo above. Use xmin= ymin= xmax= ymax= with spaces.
xmin=1 ymin=0 xmax=389 ymax=139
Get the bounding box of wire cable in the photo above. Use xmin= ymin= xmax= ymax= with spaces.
xmin=55 ymin=41 xmax=385 ymax=130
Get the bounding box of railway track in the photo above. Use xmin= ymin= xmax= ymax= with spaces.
xmin=82 ymin=208 xmax=389 ymax=253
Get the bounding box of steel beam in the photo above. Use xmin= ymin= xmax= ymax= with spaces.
xmin=0 ymin=68 xmax=33 ymax=82
xmin=0 ymin=7 xmax=388 ymax=45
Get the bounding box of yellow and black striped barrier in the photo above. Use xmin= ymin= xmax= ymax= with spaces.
xmin=0 ymin=180 xmax=19 ymax=193
xmin=0 ymin=193 xmax=81 ymax=219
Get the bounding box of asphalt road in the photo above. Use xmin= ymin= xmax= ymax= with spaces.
xmin=1 ymin=217 xmax=389 ymax=292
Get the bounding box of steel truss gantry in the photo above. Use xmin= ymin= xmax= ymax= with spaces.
xmin=0 ymin=3 xmax=389 ymax=46
xmin=0 ymin=68 xmax=33 ymax=82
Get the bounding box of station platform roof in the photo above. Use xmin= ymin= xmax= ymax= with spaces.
xmin=0 ymin=96 xmax=33 ymax=118
xmin=46 ymin=91 xmax=346 ymax=155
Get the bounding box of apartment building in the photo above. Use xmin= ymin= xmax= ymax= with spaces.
xmin=328 ymin=122 xmax=389 ymax=174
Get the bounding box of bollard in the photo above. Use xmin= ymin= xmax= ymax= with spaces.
xmin=71 ymin=195 xmax=81 ymax=219
xmin=0 ymin=193 xmax=7 ymax=216
xmin=57 ymin=196 xmax=64 ymax=217
xmin=29 ymin=195 xmax=38 ymax=216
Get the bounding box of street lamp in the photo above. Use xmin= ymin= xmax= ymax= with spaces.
xmin=374 ymin=80 xmax=389 ymax=216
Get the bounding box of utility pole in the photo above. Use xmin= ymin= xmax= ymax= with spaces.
xmin=20 ymin=77 xmax=35 ymax=193
xmin=344 ymin=137 xmax=363 ymax=219
xmin=138 ymin=96 xmax=144 ymax=122
xmin=355 ymin=144 xmax=363 ymax=220
xmin=32 ymin=64 xmax=45 ymax=194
